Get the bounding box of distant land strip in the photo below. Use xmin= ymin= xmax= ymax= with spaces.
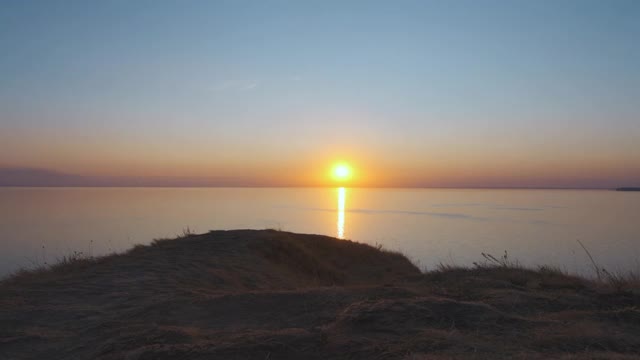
xmin=0 ymin=167 xmax=637 ymax=189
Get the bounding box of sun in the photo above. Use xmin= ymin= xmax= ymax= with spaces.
xmin=332 ymin=163 xmax=352 ymax=182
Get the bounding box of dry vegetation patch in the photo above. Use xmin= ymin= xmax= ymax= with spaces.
xmin=1 ymin=230 xmax=639 ymax=359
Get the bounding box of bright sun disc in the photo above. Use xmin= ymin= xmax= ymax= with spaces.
xmin=333 ymin=164 xmax=351 ymax=181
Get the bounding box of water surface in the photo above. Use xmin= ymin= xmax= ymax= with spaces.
xmin=1 ymin=187 xmax=638 ymax=277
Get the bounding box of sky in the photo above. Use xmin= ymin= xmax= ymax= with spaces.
xmin=1 ymin=0 xmax=639 ymax=188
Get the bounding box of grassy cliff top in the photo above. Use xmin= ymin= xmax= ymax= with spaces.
xmin=1 ymin=230 xmax=639 ymax=359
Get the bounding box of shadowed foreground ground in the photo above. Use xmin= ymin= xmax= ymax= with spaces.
xmin=1 ymin=230 xmax=639 ymax=359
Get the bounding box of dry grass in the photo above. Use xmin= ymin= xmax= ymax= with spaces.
xmin=3 ymin=250 xmax=100 ymax=285
xmin=431 ymin=249 xmax=640 ymax=295
xmin=1 ymin=230 xmax=639 ymax=360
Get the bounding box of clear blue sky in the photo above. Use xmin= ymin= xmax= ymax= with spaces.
xmin=1 ymin=0 xmax=639 ymax=187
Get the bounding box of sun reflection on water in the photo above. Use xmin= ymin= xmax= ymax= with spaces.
xmin=337 ymin=187 xmax=346 ymax=239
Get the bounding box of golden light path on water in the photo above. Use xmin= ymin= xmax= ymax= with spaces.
xmin=337 ymin=187 xmax=346 ymax=239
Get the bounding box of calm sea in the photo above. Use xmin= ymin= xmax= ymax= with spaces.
xmin=1 ymin=187 xmax=638 ymax=277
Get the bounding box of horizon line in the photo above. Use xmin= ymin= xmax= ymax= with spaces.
xmin=0 ymin=185 xmax=622 ymax=190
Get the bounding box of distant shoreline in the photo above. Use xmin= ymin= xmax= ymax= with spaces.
xmin=0 ymin=185 xmax=621 ymax=190
xmin=616 ymin=187 xmax=640 ymax=191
